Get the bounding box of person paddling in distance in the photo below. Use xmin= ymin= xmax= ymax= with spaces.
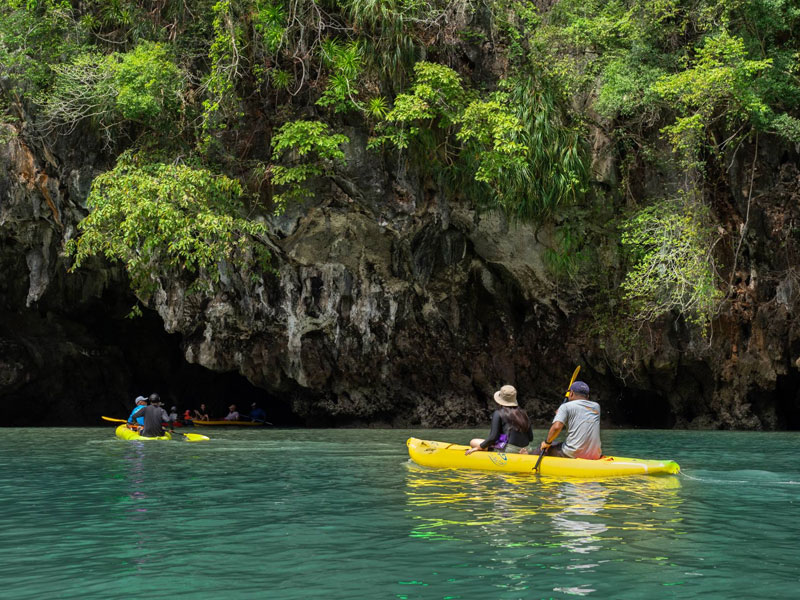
xmin=224 ymin=404 xmax=240 ymax=421
xmin=127 ymin=396 xmax=148 ymax=428
xmin=249 ymin=402 xmax=267 ymax=422
xmin=465 ymin=385 xmax=534 ymax=455
xmin=137 ymin=393 xmax=167 ymax=437
xmin=540 ymin=381 xmax=602 ymax=459
xmin=193 ymin=403 xmax=210 ymax=421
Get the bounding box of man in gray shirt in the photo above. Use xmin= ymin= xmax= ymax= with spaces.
xmin=539 ymin=381 xmax=602 ymax=459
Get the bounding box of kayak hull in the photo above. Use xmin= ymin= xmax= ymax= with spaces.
xmin=115 ymin=424 xmax=172 ymax=441
xmin=407 ymin=438 xmax=680 ymax=477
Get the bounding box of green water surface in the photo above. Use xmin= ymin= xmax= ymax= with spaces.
xmin=1 ymin=428 xmax=798 ymax=599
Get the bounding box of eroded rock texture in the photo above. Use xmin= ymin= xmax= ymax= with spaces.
xmin=2 ymin=121 xmax=800 ymax=428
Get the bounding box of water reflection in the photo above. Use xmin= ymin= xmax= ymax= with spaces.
xmin=551 ymin=481 xmax=608 ymax=556
xmin=404 ymin=462 xmax=685 ymax=597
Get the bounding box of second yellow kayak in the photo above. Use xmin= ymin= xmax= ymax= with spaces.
xmin=115 ymin=424 xmax=172 ymax=441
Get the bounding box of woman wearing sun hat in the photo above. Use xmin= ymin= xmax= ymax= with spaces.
xmin=465 ymin=385 xmax=534 ymax=455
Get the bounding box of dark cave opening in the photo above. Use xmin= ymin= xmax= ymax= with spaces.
xmin=77 ymin=298 xmax=303 ymax=427
xmin=1 ymin=282 xmax=302 ymax=426
xmin=610 ymin=387 xmax=677 ymax=428
xmin=764 ymin=369 xmax=800 ymax=430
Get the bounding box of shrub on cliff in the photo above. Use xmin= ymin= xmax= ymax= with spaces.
xmin=620 ymin=195 xmax=722 ymax=328
xmin=66 ymin=151 xmax=271 ymax=303
xmin=39 ymin=41 xmax=184 ymax=144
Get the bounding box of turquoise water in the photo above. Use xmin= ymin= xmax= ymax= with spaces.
xmin=1 ymin=428 xmax=798 ymax=599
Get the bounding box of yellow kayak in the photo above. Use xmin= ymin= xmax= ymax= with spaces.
xmin=114 ymin=424 xmax=210 ymax=442
xmin=407 ymin=438 xmax=680 ymax=477
xmin=115 ymin=424 xmax=172 ymax=441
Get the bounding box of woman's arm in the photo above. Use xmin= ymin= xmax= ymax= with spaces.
xmin=479 ymin=412 xmax=503 ymax=449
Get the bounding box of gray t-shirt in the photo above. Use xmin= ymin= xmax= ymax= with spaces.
xmin=553 ymin=399 xmax=602 ymax=459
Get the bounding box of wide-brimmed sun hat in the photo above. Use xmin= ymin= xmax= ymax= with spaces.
xmin=493 ymin=385 xmax=518 ymax=407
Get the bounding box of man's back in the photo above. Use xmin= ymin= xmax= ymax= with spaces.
xmin=141 ymin=405 xmax=164 ymax=437
xmin=553 ymin=399 xmax=602 ymax=459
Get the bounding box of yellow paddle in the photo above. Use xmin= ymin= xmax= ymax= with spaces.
xmin=101 ymin=416 xmax=210 ymax=442
xmin=533 ymin=365 xmax=580 ymax=473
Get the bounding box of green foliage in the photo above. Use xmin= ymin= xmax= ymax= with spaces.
xmin=5 ymin=0 xmax=800 ymax=335
xmin=371 ymin=61 xmax=467 ymax=154
xmin=370 ymin=63 xmax=587 ymax=222
xmin=270 ymin=120 xmax=350 ymax=212
xmin=316 ymin=40 xmax=364 ymax=114
xmin=114 ymin=42 xmax=183 ymax=123
xmin=252 ymin=0 xmax=287 ymax=55
xmin=199 ymin=0 xmax=243 ymax=152
xmin=620 ymin=195 xmax=722 ymax=327
xmin=487 ymin=78 xmax=588 ymax=221
xmin=67 ymin=151 xmax=270 ymax=297
xmin=595 ymin=57 xmax=665 ymax=120
xmin=343 ymin=0 xmax=426 ymax=85
xmin=653 ymin=31 xmax=772 ymax=166
xmin=455 ymin=96 xmax=527 ymax=185
xmin=39 ymin=42 xmax=184 ymax=141
xmin=770 ymin=113 xmax=800 ymax=143
xmin=39 ymin=52 xmax=117 ymax=137
xmin=0 ymin=0 xmax=85 ymax=103
xmin=365 ymin=96 xmax=389 ymax=120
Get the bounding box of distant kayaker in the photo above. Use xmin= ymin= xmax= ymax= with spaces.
xmin=152 ymin=394 xmax=170 ymax=424
xmin=224 ymin=404 xmax=240 ymax=421
xmin=540 ymin=381 xmax=602 ymax=460
xmin=140 ymin=394 xmax=166 ymax=437
xmin=168 ymin=406 xmax=179 ymax=423
xmin=465 ymin=385 xmax=534 ymax=455
xmin=194 ymin=404 xmax=210 ymax=421
xmin=249 ymin=403 xmax=267 ymax=422
xmin=128 ymin=396 xmax=148 ymax=427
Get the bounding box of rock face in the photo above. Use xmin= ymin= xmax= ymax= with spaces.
xmin=2 ymin=121 xmax=800 ymax=428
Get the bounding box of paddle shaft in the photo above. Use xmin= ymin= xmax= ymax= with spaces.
xmin=534 ymin=366 xmax=580 ymax=473
xmin=238 ymin=413 xmax=273 ymax=425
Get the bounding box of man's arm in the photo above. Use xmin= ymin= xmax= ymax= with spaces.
xmin=128 ymin=406 xmax=145 ymax=423
xmin=540 ymin=421 xmax=564 ymax=451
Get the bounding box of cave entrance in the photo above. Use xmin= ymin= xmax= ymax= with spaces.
xmin=770 ymin=370 xmax=800 ymax=430
xmin=73 ymin=296 xmax=301 ymax=427
xmin=614 ymin=388 xmax=676 ymax=428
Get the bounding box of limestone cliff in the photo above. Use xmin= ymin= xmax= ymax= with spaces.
xmin=2 ymin=119 xmax=800 ymax=428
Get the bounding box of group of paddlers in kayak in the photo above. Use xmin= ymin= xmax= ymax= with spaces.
xmin=127 ymin=395 xmax=269 ymax=437
xmin=465 ymin=381 xmax=602 ymax=460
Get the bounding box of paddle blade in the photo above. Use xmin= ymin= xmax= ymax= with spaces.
xmin=182 ymin=432 xmax=210 ymax=442
xmin=102 ymin=416 xmax=127 ymax=423
xmin=565 ymin=365 xmax=581 ymax=399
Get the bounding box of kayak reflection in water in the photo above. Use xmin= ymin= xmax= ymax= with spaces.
xmin=465 ymin=385 xmax=534 ymax=455
xmin=540 ymin=381 xmax=602 ymax=460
